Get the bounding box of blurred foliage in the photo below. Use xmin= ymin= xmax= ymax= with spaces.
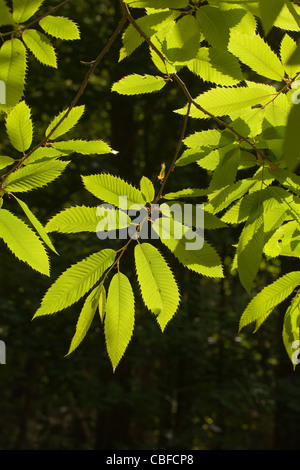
xmin=0 ymin=0 xmax=300 ymax=450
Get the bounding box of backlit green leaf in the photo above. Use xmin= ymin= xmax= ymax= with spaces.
xmin=13 ymin=0 xmax=44 ymax=23
xmin=67 ymin=285 xmax=102 ymax=356
xmin=0 ymin=208 xmax=49 ymax=275
xmin=52 ymin=139 xmax=113 ymax=155
xmin=239 ymin=271 xmax=300 ymax=331
xmin=112 ymin=74 xmax=166 ymax=95
xmin=33 ymin=249 xmax=116 ymax=317
xmin=82 ymin=173 xmax=146 ymax=209
xmin=3 ymin=160 xmax=69 ymax=193
xmin=22 ymin=29 xmax=57 ymax=68
xmin=46 ymin=105 xmax=85 ymax=140
xmin=5 ymin=101 xmax=33 ymax=152
xmin=39 ymin=15 xmax=80 ymax=40
xmin=153 ymin=217 xmax=223 ymax=278
xmin=0 ymin=38 xmax=27 ymax=112
xmin=0 ymin=0 xmax=14 ymax=25
xmin=105 ymin=272 xmax=135 ymax=372
xmin=134 ymin=243 xmax=180 ymax=330
xmin=14 ymin=196 xmax=57 ymax=254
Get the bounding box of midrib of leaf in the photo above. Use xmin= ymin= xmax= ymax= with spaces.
xmin=17 ymin=113 xmax=25 ymax=153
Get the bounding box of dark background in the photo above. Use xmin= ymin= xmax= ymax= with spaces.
xmin=0 ymin=0 xmax=300 ymax=450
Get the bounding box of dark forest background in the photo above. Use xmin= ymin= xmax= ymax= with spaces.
xmin=0 ymin=0 xmax=300 ymax=450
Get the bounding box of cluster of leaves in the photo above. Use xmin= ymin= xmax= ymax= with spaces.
xmin=0 ymin=0 xmax=300 ymax=371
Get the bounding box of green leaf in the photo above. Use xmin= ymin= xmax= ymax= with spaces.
xmin=160 ymin=201 xmax=227 ymax=230
xmin=67 ymin=285 xmax=101 ymax=356
xmin=112 ymin=74 xmax=166 ymax=95
xmin=175 ymin=83 xmax=276 ymax=119
xmin=205 ymin=177 xmax=256 ymax=215
xmin=5 ymin=101 xmax=33 ymax=152
xmin=283 ymin=102 xmax=300 ymax=171
xmin=82 ymin=173 xmax=146 ymax=209
xmin=120 ymin=10 xmax=179 ymax=60
xmin=163 ymin=188 xmax=208 ymax=200
xmin=104 ymin=272 xmax=135 ymax=372
xmin=187 ymin=47 xmax=243 ymax=86
xmin=0 ymin=0 xmax=14 ymax=25
xmin=149 ymin=28 xmax=178 ymax=75
xmin=126 ymin=0 xmax=188 ymax=8
xmin=152 ymin=217 xmax=223 ymax=278
xmin=45 ymin=205 xmax=130 ymax=233
xmin=228 ymin=31 xmax=285 ymax=82
xmin=0 ymin=38 xmax=27 ymax=112
xmin=12 ymin=0 xmax=44 ymax=23
xmin=259 ymin=0 xmax=284 ymax=34
xmin=237 ymin=210 xmax=264 ymax=293
xmin=140 ymin=176 xmax=155 ymax=203
xmin=33 ymin=249 xmax=116 ymax=317
xmin=14 ymin=196 xmax=57 ymax=254
xmin=98 ymin=284 xmax=106 ymax=323
xmin=208 ymin=146 xmax=241 ymax=191
xmin=196 ymin=5 xmax=230 ymax=50
xmin=3 ymin=160 xmax=69 ymax=193
xmin=239 ymin=271 xmax=300 ymax=332
xmin=264 ymin=220 xmax=300 ymax=259
xmin=163 ymin=15 xmax=200 ymax=62
xmin=52 ymin=139 xmax=113 ymax=155
xmin=0 ymin=156 xmax=14 ymax=170
xmin=282 ymin=293 xmax=300 ymax=368
xmin=24 ymin=146 xmax=65 ymax=165
xmin=273 ymin=2 xmax=300 ymax=31
xmin=39 ymin=15 xmax=80 ymax=40
xmin=45 ymin=105 xmax=85 ymax=140
xmin=134 ymin=243 xmax=180 ymax=331
xmin=280 ymin=34 xmax=300 ymax=78
xmin=270 ymin=167 xmax=300 ymax=197
xmin=22 ymin=29 xmax=57 ymax=68
xmin=0 ymin=208 xmax=49 ymax=275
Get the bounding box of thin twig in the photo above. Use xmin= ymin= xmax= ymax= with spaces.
xmin=154 ymin=101 xmax=191 ymax=203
